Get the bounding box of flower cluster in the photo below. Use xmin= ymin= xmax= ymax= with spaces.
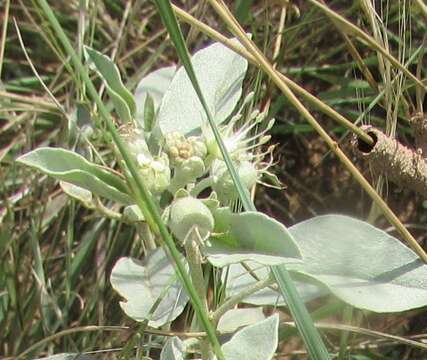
xmin=122 ymin=94 xmax=277 ymax=243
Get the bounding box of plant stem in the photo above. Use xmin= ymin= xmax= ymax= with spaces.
xmin=211 ymin=275 xmax=274 ymax=324
xmin=190 ymin=177 xmax=214 ymax=197
xmin=137 ymin=222 xmax=157 ymax=252
xmin=338 ymin=306 xmax=354 ymax=360
xmin=184 ymin=232 xmax=213 ymax=360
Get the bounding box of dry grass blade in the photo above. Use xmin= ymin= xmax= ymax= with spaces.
xmin=307 ymin=0 xmax=427 ymax=92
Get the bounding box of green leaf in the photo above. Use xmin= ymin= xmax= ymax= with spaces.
xmin=110 ymin=248 xmax=189 ymax=327
xmin=225 ymin=262 xmax=326 ymax=306
xmin=205 ymin=208 xmax=302 ymax=267
xmin=221 ymin=314 xmax=279 ymax=360
xmin=217 ymin=308 xmax=265 ymax=333
xmin=17 ymin=147 xmax=131 ymax=204
xmin=85 ymin=46 xmax=136 ymax=122
xmin=288 ymin=215 xmax=427 ymax=312
xmin=160 ymin=337 xmax=186 ymax=360
xmin=135 ymin=65 xmax=176 ymax=125
xmin=157 ymin=39 xmax=248 ymax=135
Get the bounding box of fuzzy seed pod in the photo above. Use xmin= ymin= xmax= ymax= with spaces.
xmin=168 ymin=197 xmax=214 ymax=243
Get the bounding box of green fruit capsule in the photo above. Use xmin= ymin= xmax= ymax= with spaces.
xmin=168 ymin=197 xmax=214 ymax=243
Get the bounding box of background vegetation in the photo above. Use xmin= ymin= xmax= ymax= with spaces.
xmin=1 ymin=0 xmax=426 ymax=358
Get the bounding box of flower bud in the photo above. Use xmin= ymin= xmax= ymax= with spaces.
xmin=138 ymin=153 xmax=171 ymax=194
xmin=168 ymin=197 xmax=214 ymax=242
xmin=174 ymin=156 xmax=205 ymax=182
xmin=165 ymin=132 xmax=207 ymax=167
xmin=188 ymin=136 xmax=208 ymax=160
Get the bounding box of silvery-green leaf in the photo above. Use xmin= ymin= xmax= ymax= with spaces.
xmin=17 ymin=147 xmax=131 ymax=204
xmin=60 ymin=181 xmax=93 ymax=208
xmin=85 ymin=46 xmax=136 ymax=122
xmin=224 ymin=262 xmax=326 ymax=306
xmin=157 ymin=39 xmax=248 ymax=135
xmin=288 ymin=215 xmax=427 ymax=312
xmin=160 ymin=337 xmax=186 ymax=360
xmin=135 ymin=65 xmax=176 ymax=124
xmin=217 ymin=308 xmax=265 ymax=333
xmin=110 ymin=248 xmax=189 ymax=327
xmin=206 ymin=208 xmax=302 ymax=267
xmin=221 ymin=314 xmax=279 ymax=360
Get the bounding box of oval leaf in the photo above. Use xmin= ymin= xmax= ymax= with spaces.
xmin=157 ymin=39 xmax=248 ymax=135
xmin=221 ymin=314 xmax=279 ymax=360
xmin=206 ymin=208 xmax=302 ymax=267
xmin=17 ymin=147 xmax=131 ymax=204
xmin=110 ymin=248 xmax=189 ymax=327
xmin=288 ymin=215 xmax=427 ymax=312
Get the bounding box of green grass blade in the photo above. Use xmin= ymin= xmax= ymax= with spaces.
xmin=34 ymin=1 xmax=223 ymax=358
xmin=271 ymin=267 xmax=331 ymax=359
xmin=153 ymin=1 xmax=331 ymax=358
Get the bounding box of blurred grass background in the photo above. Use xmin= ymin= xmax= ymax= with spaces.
xmin=1 ymin=0 xmax=426 ymax=358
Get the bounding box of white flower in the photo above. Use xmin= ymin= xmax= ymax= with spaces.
xmin=204 ymin=92 xmax=275 ymax=162
xmin=203 ymin=93 xmax=279 ymax=204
